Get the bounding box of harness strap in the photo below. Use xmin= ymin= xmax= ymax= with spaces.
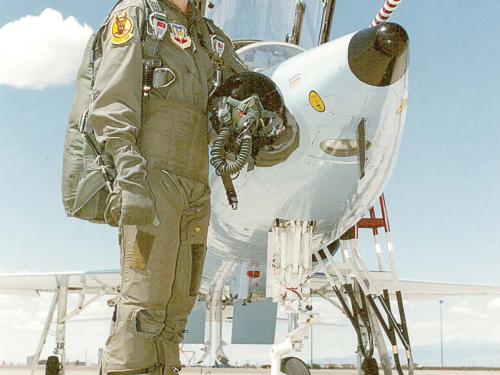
xmin=142 ymin=0 xmax=170 ymax=96
xmin=143 ymin=0 xmax=169 ymax=58
xmin=202 ymin=18 xmax=226 ymax=95
xmin=204 ymin=17 xmax=215 ymax=34
xmin=145 ymin=0 xmax=162 ymax=12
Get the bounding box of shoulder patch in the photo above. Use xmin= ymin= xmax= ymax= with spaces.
xmin=111 ymin=11 xmax=134 ymax=45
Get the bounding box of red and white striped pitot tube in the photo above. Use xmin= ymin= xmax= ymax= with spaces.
xmin=370 ymin=0 xmax=402 ymax=27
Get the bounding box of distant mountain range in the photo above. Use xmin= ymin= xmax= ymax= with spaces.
xmin=316 ymin=340 xmax=500 ymax=367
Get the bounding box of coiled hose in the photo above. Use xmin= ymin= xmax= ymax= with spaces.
xmin=210 ymin=128 xmax=253 ymax=176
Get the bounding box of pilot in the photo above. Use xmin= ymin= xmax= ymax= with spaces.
xmin=87 ymin=0 xmax=246 ymax=373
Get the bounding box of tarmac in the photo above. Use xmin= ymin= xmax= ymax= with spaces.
xmin=1 ymin=367 xmax=500 ymax=375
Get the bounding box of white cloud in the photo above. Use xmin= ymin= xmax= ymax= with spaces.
xmin=1 ymin=294 xmax=500 ymax=365
xmin=0 ymin=8 xmax=92 ymax=89
xmin=488 ymin=297 xmax=500 ymax=310
xmin=449 ymin=305 xmax=479 ymax=317
xmin=0 ymin=293 xmax=111 ymax=364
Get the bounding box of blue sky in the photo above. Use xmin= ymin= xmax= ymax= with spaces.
xmin=0 ymin=0 xmax=499 ymax=365
xmin=1 ymin=0 xmax=499 ymax=282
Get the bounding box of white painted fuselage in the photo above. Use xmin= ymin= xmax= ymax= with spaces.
xmin=203 ymin=28 xmax=409 ymax=283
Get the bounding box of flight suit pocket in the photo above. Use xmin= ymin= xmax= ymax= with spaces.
xmin=189 ymin=244 xmax=206 ymax=297
xmin=133 ymin=308 xmax=166 ymax=341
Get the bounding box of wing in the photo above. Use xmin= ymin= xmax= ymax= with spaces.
xmin=387 ymin=278 xmax=500 ymax=299
xmin=310 ymin=271 xmax=500 ymax=300
xmin=371 ymin=271 xmax=500 ymax=299
xmin=0 ymin=270 xmax=121 ymax=296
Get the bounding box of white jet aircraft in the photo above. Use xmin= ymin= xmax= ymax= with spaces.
xmin=1 ymin=1 xmax=500 ymax=375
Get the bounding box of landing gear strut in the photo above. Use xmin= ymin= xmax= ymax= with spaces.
xmin=333 ymin=282 xmax=378 ymax=375
xmin=334 ymin=281 xmax=414 ymax=375
xmin=367 ymin=290 xmax=414 ymax=375
xmin=266 ymin=195 xmax=415 ymax=375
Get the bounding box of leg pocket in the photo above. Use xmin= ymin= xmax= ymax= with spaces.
xmin=189 ymin=244 xmax=206 ymax=297
xmin=133 ymin=308 xmax=166 ymax=340
xmin=102 ymin=305 xmax=161 ymax=371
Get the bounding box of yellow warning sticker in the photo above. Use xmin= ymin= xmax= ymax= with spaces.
xmin=309 ymin=91 xmax=325 ymax=112
xmin=111 ymin=11 xmax=134 ymax=45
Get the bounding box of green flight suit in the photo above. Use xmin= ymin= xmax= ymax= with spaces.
xmin=87 ymin=1 xmax=245 ymax=373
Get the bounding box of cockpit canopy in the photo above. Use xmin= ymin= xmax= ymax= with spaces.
xmin=204 ymin=0 xmax=329 ymax=50
xmin=203 ymin=0 xmax=330 ymax=72
xmin=236 ymin=42 xmax=304 ymax=73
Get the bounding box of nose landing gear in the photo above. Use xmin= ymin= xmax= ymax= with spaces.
xmin=324 ymin=258 xmax=414 ymax=375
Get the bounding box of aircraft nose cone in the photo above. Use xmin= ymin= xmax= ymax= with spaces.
xmin=348 ymin=22 xmax=409 ymax=87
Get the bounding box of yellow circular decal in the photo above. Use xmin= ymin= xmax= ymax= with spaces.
xmin=309 ymin=91 xmax=325 ymax=113
xmin=111 ymin=11 xmax=134 ymax=45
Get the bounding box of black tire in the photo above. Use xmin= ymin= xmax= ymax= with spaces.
xmin=362 ymin=357 xmax=379 ymax=375
xmin=281 ymin=357 xmax=311 ymax=375
xmin=45 ymin=356 xmax=60 ymax=375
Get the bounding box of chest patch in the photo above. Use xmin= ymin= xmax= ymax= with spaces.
xmin=111 ymin=11 xmax=134 ymax=45
xmin=151 ymin=17 xmax=169 ymax=40
xmin=211 ymin=36 xmax=225 ymax=58
xmin=170 ymin=23 xmax=192 ymax=49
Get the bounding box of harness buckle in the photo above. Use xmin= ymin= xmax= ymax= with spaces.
xmin=153 ymin=67 xmax=176 ymax=89
xmin=142 ymin=58 xmax=162 ymax=96
xmin=78 ymin=109 xmax=90 ymax=134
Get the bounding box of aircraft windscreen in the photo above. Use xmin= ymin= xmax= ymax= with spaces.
xmin=237 ymin=42 xmax=304 ymax=72
xmin=205 ymin=0 xmax=324 ymax=50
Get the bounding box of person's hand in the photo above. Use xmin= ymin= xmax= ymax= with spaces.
xmin=104 ymin=144 xmax=158 ymax=227
xmin=104 ymin=184 xmax=156 ymax=227
xmin=104 ymin=188 xmax=121 ymax=227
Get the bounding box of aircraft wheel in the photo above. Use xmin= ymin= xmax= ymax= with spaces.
xmin=281 ymin=357 xmax=310 ymax=375
xmin=362 ymin=357 xmax=379 ymax=375
xmin=45 ymin=356 xmax=60 ymax=375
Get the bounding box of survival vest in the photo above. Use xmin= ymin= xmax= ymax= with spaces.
xmin=62 ymin=0 xmax=225 ymax=223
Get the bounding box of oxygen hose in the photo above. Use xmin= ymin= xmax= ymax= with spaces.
xmin=209 ymin=94 xmax=264 ymax=209
xmin=210 ymin=128 xmax=253 ymax=176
